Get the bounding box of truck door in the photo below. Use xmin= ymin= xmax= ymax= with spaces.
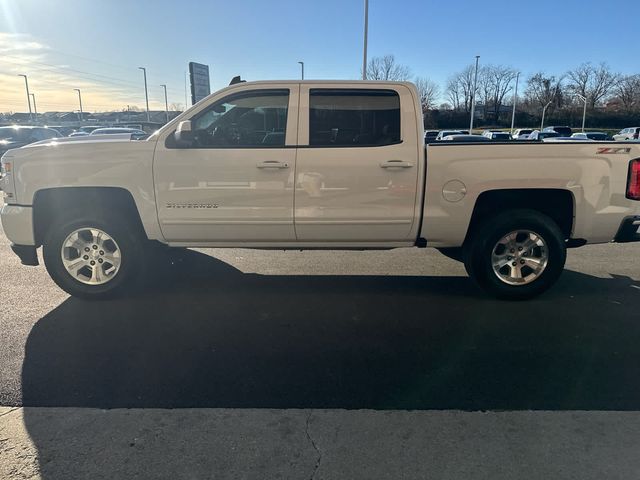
xmin=153 ymin=85 xmax=299 ymax=242
xmin=294 ymin=85 xmax=420 ymax=242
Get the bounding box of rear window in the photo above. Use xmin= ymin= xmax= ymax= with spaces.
xmin=309 ymin=89 xmax=401 ymax=147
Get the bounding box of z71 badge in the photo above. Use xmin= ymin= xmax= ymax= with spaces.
xmin=597 ymin=147 xmax=631 ymax=155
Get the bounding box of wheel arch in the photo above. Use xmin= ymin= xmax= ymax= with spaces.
xmin=33 ymin=186 xmax=148 ymax=246
xmin=464 ymin=188 xmax=576 ymax=245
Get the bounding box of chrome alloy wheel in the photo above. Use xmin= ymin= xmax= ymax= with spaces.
xmin=491 ymin=230 xmax=549 ymax=286
xmin=60 ymin=228 xmax=122 ymax=285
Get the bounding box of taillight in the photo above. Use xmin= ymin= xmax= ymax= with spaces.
xmin=628 ymin=159 xmax=640 ymax=200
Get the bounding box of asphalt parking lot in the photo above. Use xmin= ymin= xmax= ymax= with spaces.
xmin=2 ymin=221 xmax=640 ymax=478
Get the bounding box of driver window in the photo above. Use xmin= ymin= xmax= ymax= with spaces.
xmin=192 ymin=89 xmax=289 ymax=148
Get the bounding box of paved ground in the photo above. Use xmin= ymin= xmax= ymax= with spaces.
xmin=1 ymin=220 xmax=640 ymax=478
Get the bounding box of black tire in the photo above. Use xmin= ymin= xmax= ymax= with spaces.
xmin=437 ymin=247 xmax=465 ymax=263
xmin=463 ymin=209 xmax=566 ymax=300
xmin=43 ymin=212 xmax=143 ymax=300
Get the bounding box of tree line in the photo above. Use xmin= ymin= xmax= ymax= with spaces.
xmin=366 ymin=55 xmax=640 ymax=129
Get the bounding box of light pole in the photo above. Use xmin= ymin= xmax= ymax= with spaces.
xmin=298 ymin=61 xmax=304 ymax=80
xmin=510 ymin=72 xmax=520 ymax=135
xmin=30 ymin=93 xmax=38 ymax=120
xmin=574 ymin=94 xmax=587 ymax=132
xmin=160 ymin=84 xmax=169 ymax=124
xmin=18 ymin=74 xmax=33 ymax=122
xmin=469 ymin=55 xmax=480 ymax=133
xmin=541 ymin=100 xmax=552 ymax=131
xmin=184 ymin=71 xmax=189 ymax=110
xmin=362 ymin=0 xmax=368 ymax=80
xmin=73 ymin=88 xmax=83 ymax=123
xmin=139 ymin=67 xmax=150 ymax=122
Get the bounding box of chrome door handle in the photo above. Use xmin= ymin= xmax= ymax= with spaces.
xmin=380 ymin=160 xmax=414 ymax=169
xmin=257 ymin=161 xmax=289 ymax=169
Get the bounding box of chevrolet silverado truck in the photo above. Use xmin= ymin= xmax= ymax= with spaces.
xmin=1 ymin=80 xmax=640 ymax=300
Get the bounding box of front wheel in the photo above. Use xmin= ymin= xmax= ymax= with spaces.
xmin=463 ymin=210 xmax=567 ymax=300
xmin=43 ymin=214 xmax=143 ymax=300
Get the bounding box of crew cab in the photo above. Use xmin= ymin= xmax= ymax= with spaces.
xmin=2 ymin=80 xmax=640 ymax=300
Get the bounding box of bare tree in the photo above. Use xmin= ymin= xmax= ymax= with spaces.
xmin=414 ymin=76 xmax=440 ymax=112
xmin=169 ymin=102 xmax=183 ymax=111
xmin=484 ymin=65 xmax=518 ymax=123
xmin=566 ymin=62 xmax=619 ymax=108
xmin=614 ymin=74 xmax=640 ymax=112
xmin=524 ymin=72 xmax=564 ymax=112
xmin=446 ymin=65 xmax=475 ymax=112
xmin=366 ymin=55 xmax=411 ymax=81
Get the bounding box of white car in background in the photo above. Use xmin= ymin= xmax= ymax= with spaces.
xmin=512 ymin=129 xmax=533 ymax=140
xmin=482 ymin=130 xmax=512 ymax=141
xmin=436 ymin=130 xmax=468 ymax=140
xmin=571 ymin=132 xmax=612 ymax=141
xmin=613 ymin=127 xmax=640 ymax=141
xmin=542 ymin=137 xmax=592 ymax=142
xmin=90 ymin=127 xmax=148 ymax=140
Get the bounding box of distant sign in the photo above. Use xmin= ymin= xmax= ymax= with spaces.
xmin=189 ymin=62 xmax=211 ymax=105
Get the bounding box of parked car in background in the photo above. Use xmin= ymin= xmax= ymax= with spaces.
xmin=482 ymin=130 xmax=512 ymax=141
xmin=68 ymin=131 xmax=90 ymax=137
xmin=77 ymin=125 xmax=102 ymax=134
xmin=0 ymin=126 xmax=60 ymax=156
xmin=543 ymin=126 xmax=572 ymax=137
xmin=90 ymin=127 xmax=148 ymax=140
xmin=613 ymin=127 xmax=640 ymax=141
xmin=44 ymin=125 xmax=76 ymax=136
xmin=571 ymin=132 xmax=612 ymax=141
xmin=440 ymin=134 xmax=492 ymax=142
xmin=512 ymin=129 xmax=533 ymax=140
xmin=424 ymin=130 xmax=439 ymax=142
xmin=436 ymin=130 xmax=465 ymax=140
xmin=542 ymin=137 xmax=592 ymax=142
xmin=528 ymin=130 xmax=561 ymax=141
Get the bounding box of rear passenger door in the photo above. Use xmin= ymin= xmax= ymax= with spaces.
xmin=294 ymin=85 xmax=420 ymax=242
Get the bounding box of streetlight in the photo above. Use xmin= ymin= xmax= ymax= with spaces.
xmin=298 ymin=61 xmax=304 ymax=80
xmin=469 ymin=55 xmax=480 ymax=133
xmin=510 ymin=72 xmax=520 ymax=135
xmin=160 ymin=84 xmax=169 ymax=124
xmin=362 ymin=0 xmax=368 ymax=80
xmin=541 ymin=100 xmax=553 ymax=131
xmin=139 ymin=67 xmax=150 ymax=122
xmin=30 ymin=93 xmax=38 ymax=119
xmin=73 ymin=88 xmax=83 ymax=123
xmin=18 ymin=74 xmax=32 ymax=122
xmin=574 ymin=93 xmax=587 ymax=133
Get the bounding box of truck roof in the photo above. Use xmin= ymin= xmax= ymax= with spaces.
xmin=223 ymin=80 xmax=416 ymax=87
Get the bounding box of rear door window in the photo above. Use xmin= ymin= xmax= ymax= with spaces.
xmin=309 ymin=89 xmax=401 ymax=147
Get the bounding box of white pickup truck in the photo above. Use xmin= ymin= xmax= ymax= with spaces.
xmin=1 ymin=80 xmax=640 ymax=300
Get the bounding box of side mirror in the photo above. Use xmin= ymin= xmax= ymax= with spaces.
xmin=174 ymin=120 xmax=194 ymax=147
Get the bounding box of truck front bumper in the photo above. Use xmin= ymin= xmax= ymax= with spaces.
xmin=0 ymin=203 xmax=35 ymax=246
xmin=614 ymin=216 xmax=640 ymax=243
xmin=1 ymin=203 xmax=38 ymax=265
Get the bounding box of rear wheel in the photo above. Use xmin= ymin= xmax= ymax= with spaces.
xmin=43 ymin=213 xmax=143 ymax=300
xmin=463 ymin=209 xmax=566 ymax=300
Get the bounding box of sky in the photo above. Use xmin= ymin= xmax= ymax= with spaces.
xmin=0 ymin=0 xmax=637 ymax=113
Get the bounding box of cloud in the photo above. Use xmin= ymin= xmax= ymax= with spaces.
xmin=0 ymin=32 xmax=49 ymax=54
xmin=0 ymin=32 xmax=172 ymax=113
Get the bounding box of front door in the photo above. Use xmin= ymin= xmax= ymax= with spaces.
xmin=154 ymin=85 xmax=299 ymax=243
xmin=294 ymin=85 xmax=421 ymax=242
